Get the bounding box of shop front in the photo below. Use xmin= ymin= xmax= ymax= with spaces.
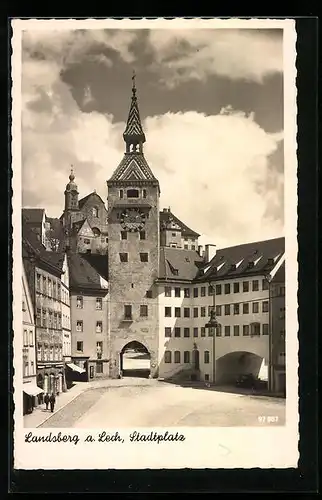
xmin=23 ymin=380 xmax=44 ymax=415
xmin=37 ymin=364 xmax=66 ymax=398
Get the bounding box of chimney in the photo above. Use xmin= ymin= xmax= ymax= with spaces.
xmin=204 ymin=244 xmax=216 ymax=263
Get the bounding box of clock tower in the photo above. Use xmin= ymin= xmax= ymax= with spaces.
xmin=106 ymin=74 xmax=160 ymax=378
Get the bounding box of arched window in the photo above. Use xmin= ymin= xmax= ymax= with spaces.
xmin=92 ymin=207 xmax=99 ymax=217
xmin=174 ymin=351 xmax=181 ymax=363
xmin=127 ymin=189 xmax=139 ymax=198
xmin=92 ymin=227 xmax=101 ymax=237
xmin=164 ymin=351 xmax=171 ymax=363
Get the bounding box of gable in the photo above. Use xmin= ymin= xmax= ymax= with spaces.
xmin=78 ymin=219 xmax=95 ymax=237
xmin=108 ymin=153 xmax=158 ymax=183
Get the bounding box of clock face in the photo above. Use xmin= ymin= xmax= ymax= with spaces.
xmin=120 ymin=208 xmax=146 ymax=232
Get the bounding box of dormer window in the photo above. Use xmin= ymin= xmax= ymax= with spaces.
xmin=267 ymin=258 xmax=274 ymax=266
xmin=127 ymin=189 xmax=139 ymax=198
xmin=247 ymin=261 xmax=255 ymax=269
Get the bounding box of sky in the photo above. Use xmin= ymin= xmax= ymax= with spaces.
xmin=21 ymin=26 xmax=285 ymax=249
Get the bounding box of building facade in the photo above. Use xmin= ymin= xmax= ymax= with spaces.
xmin=61 ymin=253 xmax=72 ymax=369
xmin=69 ymin=253 xmax=109 ymax=380
xmin=106 ymin=77 xmax=160 ymax=379
xmin=22 ymin=260 xmax=40 ymax=414
xmin=270 ymin=260 xmax=286 ymax=395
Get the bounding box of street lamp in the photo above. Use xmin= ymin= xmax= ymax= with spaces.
xmin=205 ymin=284 xmax=220 ymax=384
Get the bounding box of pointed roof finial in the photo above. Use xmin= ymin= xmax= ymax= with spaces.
xmin=69 ymin=165 xmax=75 ymax=182
xmin=132 ymin=69 xmax=136 ymax=94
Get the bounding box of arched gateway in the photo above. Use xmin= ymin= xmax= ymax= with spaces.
xmin=120 ymin=341 xmax=151 ymax=378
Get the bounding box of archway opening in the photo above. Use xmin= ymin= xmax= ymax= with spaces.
xmin=216 ymin=351 xmax=267 ymax=387
xmin=120 ymin=341 xmax=150 ymax=378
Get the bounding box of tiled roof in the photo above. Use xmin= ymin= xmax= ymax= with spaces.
xmin=272 ymin=260 xmax=285 ymax=283
xmin=22 ymin=216 xmax=62 ymax=276
xmin=123 ymin=85 xmax=146 ymax=144
xmin=43 ymin=251 xmax=65 ymax=271
xmin=159 ymin=247 xmax=204 ymax=281
xmin=68 ymin=253 xmax=108 ymax=291
xmin=160 ymin=209 xmax=200 ymax=238
xmin=108 ymin=153 xmax=158 ymax=183
xmin=22 ymin=208 xmax=44 ymax=224
xmin=78 ymin=192 xmax=106 ymax=210
xmin=198 ymin=237 xmax=285 ymax=282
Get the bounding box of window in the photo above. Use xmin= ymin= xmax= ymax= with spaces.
xmin=191 ymin=245 xmax=196 ymax=250
xmin=76 ymin=296 xmax=83 ymax=309
xmin=92 ymin=207 xmax=99 ymax=217
xmin=140 ymin=231 xmax=146 ymax=240
xmin=165 ymin=327 xmax=171 ymax=338
xmin=96 ymin=321 xmax=103 ymax=333
xmin=262 ymin=279 xmax=269 ymax=290
xmin=165 ymin=307 xmax=172 ymax=318
xmin=29 ymin=330 xmax=33 ymax=346
xmin=233 ymin=303 xmax=240 ymax=315
xmin=193 ymin=307 xmax=198 ymax=318
xmin=76 ymin=341 xmax=83 ymax=352
xmin=143 ymin=189 xmax=147 ymax=198
xmin=96 ymin=341 xmax=103 ymax=358
xmin=84 ymin=238 xmax=90 ymax=244
xmin=243 ymin=303 xmax=249 ymax=314
xmin=208 ymin=328 xmax=214 ymax=337
xmin=37 ymin=343 xmax=42 ymax=359
xmin=174 ymin=287 xmax=181 ymax=298
xmin=42 ymin=276 xmax=47 ymax=294
xmin=216 ymin=324 xmax=222 ymax=336
xmin=121 ymin=231 xmax=127 ymax=240
xmin=23 ymin=329 xmax=28 ymax=346
xmin=124 ymin=305 xmax=132 ymax=320
xmin=174 ymin=327 xmax=181 ymax=337
xmin=193 ymin=327 xmax=198 ymax=337
xmin=234 ymin=325 xmax=240 ymax=336
xmin=164 ymin=351 xmax=171 ymax=363
xmin=225 ymin=326 xmax=230 ymax=336
xmin=119 ymin=253 xmax=128 ymax=262
xmin=96 ymin=361 xmax=103 ymax=373
xmin=140 ymin=305 xmax=148 ymax=317
xmin=201 ymin=307 xmax=206 ymax=317
xmin=184 ymin=244 xmax=188 ymax=249
xmin=184 ymin=307 xmax=190 ymax=318
xmin=173 ymin=307 xmax=180 ymax=318
xmin=233 ymin=282 xmax=240 ymax=293
xmin=262 ymin=323 xmax=269 ymax=335
xmin=225 ymin=283 xmax=231 ymax=294
xmin=208 ymin=285 xmax=214 ymax=296
xmin=243 ymin=325 xmax=250 ymax=336
xmin=201 ymin=286 xmax=206 ymax=297
xmin=146 ymin=290 xmax=153 ymax=298
xmin=48 ymin=279 xmax=52 ymax=297
xmin=127 ymin=189 xmax=139 ymax=198
xmin=204 ymin=351 xmax=210 ymax=364
xmin=252 ymin=302 xmax=259 ymax=313
xmin=184 ymin=328 xmax=190 ymax=338
xmin=262 ymin=301 xmax=269 ymax=313
xmin=96 ymin=298 xmax=102 ymax=310
xmin=251 ymin=323 xmax=261 ymax=336
xmin=184 ymin=288 xmax=190 ymax=298
xmin=216 ymin=305 xmax=222 ymax=316
xmin=36 ymin=274 xmax=41 ymax=291
xmin=140 ymin=253 xmax=149 ymax=262
xmin=201 ymin=327 xmax=206 ymax=337
xmin=172 ymin=232 xmax=176 ymax=237
xmin=76 ymin=320 xmax=83 ymax=332
xmin=165 ymin=287 xmax=171 ymax=297
xmin=119 ymin=189 xmax=123 ymax=199
xmin=252 ymin=280 xmax=259 ymax=291
xmin=184 ymin=351 xmax=190 ymax=363
xmin=174 ymin=351 xmax=181 ymax=363
xmin=279 ymin=307 xmax=285 ymax=319
xmin=225 ymin=304 xmax=230 ymax=316
xmin=215 ymin=284 xmax=222 ymax=295
xmin=193 ymin=288 xmax=198 ymax=298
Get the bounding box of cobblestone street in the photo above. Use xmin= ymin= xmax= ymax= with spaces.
xmin=39 ymin=378 xmax=286 ymax=428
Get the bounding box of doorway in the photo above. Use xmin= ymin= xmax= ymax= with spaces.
xmin=120 ymin=341 xmax=151 ymax=378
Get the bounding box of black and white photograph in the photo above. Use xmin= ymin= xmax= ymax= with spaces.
xmin=12 ymin=18 xmax=298 ymax=469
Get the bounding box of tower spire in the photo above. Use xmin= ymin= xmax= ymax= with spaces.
xmin=123 ymin=71 xmax=146 ymax=153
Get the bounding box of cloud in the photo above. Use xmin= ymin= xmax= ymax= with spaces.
xmin=21 ymin=30 xmax=284 ymax=248
xmin=147 ymin=29 xmax=283 ymax=88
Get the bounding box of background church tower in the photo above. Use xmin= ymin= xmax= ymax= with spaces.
xmin=106 ymin=74 xmax=160 ymax=379
xmin=62 ymin=167 xmax=81 ymax=250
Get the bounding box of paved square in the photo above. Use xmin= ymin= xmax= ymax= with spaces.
xmin=39 ymin=379 xmax=286 ymax=428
